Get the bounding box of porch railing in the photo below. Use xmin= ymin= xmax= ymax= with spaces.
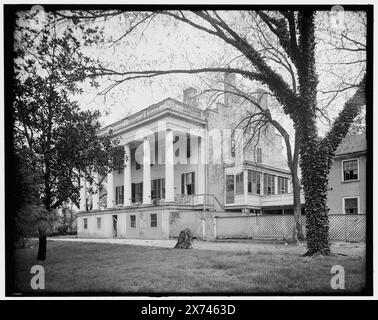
xmin=175 ymin=194 xmax=225 ymax=211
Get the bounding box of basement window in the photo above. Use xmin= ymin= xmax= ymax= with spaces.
xmin=150 ymin=213 xmax=157 ymax=228
xmin=130 ymin=215 xmax=136 ymax=228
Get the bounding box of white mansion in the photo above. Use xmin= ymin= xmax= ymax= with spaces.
xmin=77 ymin=74 xmax=306 ymax=239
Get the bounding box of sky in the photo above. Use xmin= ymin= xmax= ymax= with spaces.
xmin=19 ymin=8 xmax=366 ymax=142
xmin=66 ymin=10 xmax=366 ymax=138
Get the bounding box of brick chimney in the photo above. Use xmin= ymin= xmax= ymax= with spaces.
xmin=183 ymin=87 xmax=198 ymax=107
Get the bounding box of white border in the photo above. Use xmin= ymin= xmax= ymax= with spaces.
xmin=1 ymin=0 xmax=376 ymax=301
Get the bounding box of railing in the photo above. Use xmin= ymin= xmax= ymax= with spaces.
xmin=173 ymin=194 xmax=224 ymax=211
xmin=175 ymin=194 xmax=212 ymax=210
xmin=225 ymin=192 xmax=305 ymax=206
xmin=94 ymin=193 xmax=223 ymax=211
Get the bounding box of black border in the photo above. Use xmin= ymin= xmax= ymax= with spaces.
xmin=4 ymin=4 xmax=374 ymax=298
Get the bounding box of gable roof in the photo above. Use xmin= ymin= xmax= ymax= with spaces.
xmin=335 ymin=133 xmax=367 ymax=156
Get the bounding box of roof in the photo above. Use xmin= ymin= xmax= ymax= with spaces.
xmin=98 ymin=97 xmax=205 ymax=135
xmin=335 ymin=133 xmax=367 ymax=156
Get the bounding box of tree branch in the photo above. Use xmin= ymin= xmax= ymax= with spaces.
xmin=323 ymin=74 xmax=366 ymax=158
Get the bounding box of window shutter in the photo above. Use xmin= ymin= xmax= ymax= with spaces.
xmin=181 ymin=173 xmax=185 ymax=194
xmin=192 ymin=172 xmax=195 ymax=194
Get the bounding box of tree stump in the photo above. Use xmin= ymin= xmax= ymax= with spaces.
xmin=174 ymin=228 xmax=193 ymax=249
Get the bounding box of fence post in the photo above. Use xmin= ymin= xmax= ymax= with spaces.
xmin=213 ymin=216 xmax=218 ymax=239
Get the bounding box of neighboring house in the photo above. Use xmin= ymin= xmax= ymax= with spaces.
xmin=327 ymin=133 xmax=367 ymax=215
xmin=77 ymin=73 xmax=305 ymax=239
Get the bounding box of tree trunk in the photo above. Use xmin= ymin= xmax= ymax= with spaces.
xmin=292 ymin=174 xmax=305 ymax=242
xmin=37 ymin=228 xmax=47 ymax=260
xmin=301 ymin=146 xmax=331 ymax=256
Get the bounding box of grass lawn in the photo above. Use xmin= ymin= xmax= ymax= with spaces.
xmin=12 ymin=240 xmax=366 ymax=294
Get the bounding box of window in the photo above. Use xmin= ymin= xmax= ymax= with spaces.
xmin=132 ymin=182 xmax=143 ymax=203
xmin=277 ymin=177 xmax=288 ymax=194
xmin=343 ymin=159 xmax=359 ymax=181
xmin=181 ymin=172 xmax=195 ymax=195
xmin=97 ymin=217 xmax=102 ymax=229
xmin=256 ymin=147 xmax=262 ymax=163
xmin=115 ymin=186 xmax=124 ymax=205
xmin=344 ymin=197 xmax=359 ymax=214
xmin=154 ymin=132 xmax=159 ymax=165
xmin=248 ymin=170 xmax=261 ymax=194
xmin=130 ymin=215 xmax=136 ymax=228
xmin=151 ymin=178 xmax=164 ymax=200
xmin=235 ymin=173 xmax=244 ymax=195
xmin=150 ymin=213 xmax=157 ymax=228
xmin=263 ymin=173 xmax=275 ymax=195
xmin=83 ymin=218 xmax=88 ymax=229
xmin=186 ymin=133 xmax=191 ymax=159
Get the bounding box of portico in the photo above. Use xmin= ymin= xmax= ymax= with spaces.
xmin=105 ymin=128 xmax=184 ymax=208
xmin=79 ymin=97 xmax=208 ymax=213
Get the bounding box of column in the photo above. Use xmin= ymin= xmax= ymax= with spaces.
xmin=107 ymin=170 xmax=114 ymax=208
xmin=274 ymin=176 xmax=279 ymax=195
xmin=143 ymin=137 xmax=151 ymax=205
xmin=165 ymin=129 xmax=175 ymax=202
xmin=124 ymin=144 xmax=132 ymax=206
xmin=243 ymin=169 xmax=248 ymax=205
xmin=92 ymin=172 xmax=100 ymax=210
xmin=260 ymin=172 xmax=264 ymax=195
xmin=80 ymin=176 xmax=86 ymax=211
xmin=197 ymin=136 xmax=205 ymax=195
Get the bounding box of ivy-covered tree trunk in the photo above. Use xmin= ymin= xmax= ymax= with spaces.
xmin=300 ymin=141 xmax=331 ymax=255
